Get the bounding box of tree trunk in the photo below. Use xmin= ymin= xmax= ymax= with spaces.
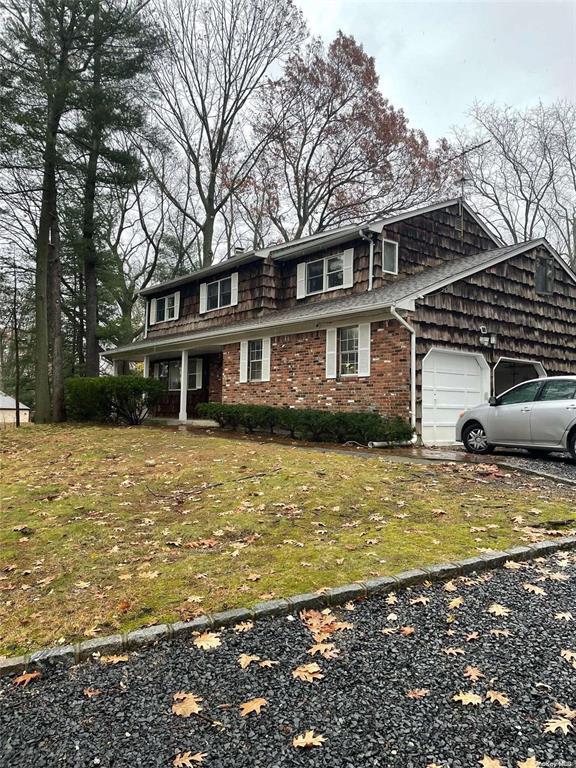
xmin=202 ymin=214 xmax=215 ymax=267
xmin=12 ymin=259 xmax=20 ymax=428
xmin=34 ymin=126 xmax=59 ymax=422
xmin=49 ymin=214 xmax=65 ymax=421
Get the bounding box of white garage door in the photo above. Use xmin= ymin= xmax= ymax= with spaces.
xmin=422 ymin=349 xmax=490 ymax=445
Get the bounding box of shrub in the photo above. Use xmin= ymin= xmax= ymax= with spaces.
xmin=66 ymin=376 xmax=164 ymax=425
xmin=197 ymin=402 xmax=413 ymax=445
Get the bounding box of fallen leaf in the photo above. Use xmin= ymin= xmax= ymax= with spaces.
xmin=172 ymin=692 xmax=203 ymax=717
xmin=554 ymin=703 xmax=576 ymax=719
xmin=490 ymin=628 xmax=511 ymax=638
xmin=239 ymin=697 xmax=268 ymax=716
xmin=293 ymin=662 xmax=323 ymax=682
xmin=443 ymin=581 xmax=458 ymax=592
xmin=173 ymin=751 xmax=207 ymax=766
xmin=238 ymin=653 xmax=260 ymax=669
xmin=292 ymin=730 xmax=326 ymax=748
xmin=308 ymin=643 xmax=340 ymax=660
xmin=83 ymin=687 xmax=101 ymax=698
xmin=555 ymin=612 xmax=573 ymax=622
xmin=100 ymin=654 xmax=128 ymax=665
xmin=466 ymin=631 xmax=480 ymax=642
xmin=448 ymin=596 xmax=464 ymax=609
xmin=442 ymin=647 xmax=464 ymax=656
xmin=479 ymin=757 xmax=503 ymax=768
xmin=406 ymin=688 xmax=429 ymax=699
xmin=543 ymin=717 xmax=572 ymax=735
xmin=488 ymin=603 xmax=511 ymax=617
xmin=234 ymin=621 xmax=254 ymax=633
xmin=246 ymin=573 xmax=261 ymax=581
xmin=400 ymin=626 xmax=415 ymax=636
xmin=486 ymin=689 xmax=510 ymax=707
xmin=453 ymin=690 xmax=483 ymax=706
xmin=385 ymin=593 xmax=398 ymax=604
xmin=517 ymin=758 xmax=540 ymax=768
xmin=523 ymin=583 xmax=546 ymax=596
xmin=13 ymin=670 xmax=41 ymax=687
xmin=258 ymin=659 xmax=279 ymax=668
xmin=504 ymin=560 xmax=523 ymax=570
xmin=464 ymin=665 xmax=484 ymax=682
xmin=410 ymin=595 xmax=430 ymax=606
xmin=194 ymin=632 xmax=221 ymax=650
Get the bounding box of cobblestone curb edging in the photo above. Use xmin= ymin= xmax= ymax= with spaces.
xmin=2 ymin=534 xmax=575 ymax=679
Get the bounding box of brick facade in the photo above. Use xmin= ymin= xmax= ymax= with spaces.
xmin=221 ymin=320 xmax=411 ymax=417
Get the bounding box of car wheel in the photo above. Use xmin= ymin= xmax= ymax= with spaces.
xmin=462 ymin=422 xmax=494 ymax=455
xmin=568 ymin=430 xmax=576 ymax=461
xmin=527 ymin=449 xmax=553 ymax=457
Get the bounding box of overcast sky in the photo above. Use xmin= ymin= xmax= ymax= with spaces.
xmin=297 ymin=0 xmax=576 ymax=143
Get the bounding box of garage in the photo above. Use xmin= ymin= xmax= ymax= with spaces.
xmin=493 ymin=357 xmax=546 ymax=395
xmin=421 ymin=348 xmax=490 ymax=445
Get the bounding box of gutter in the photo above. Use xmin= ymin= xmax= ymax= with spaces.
xmin=390 ymin=304 xmax=417 ymax=439
xmin=358 ymin=228 xmax=375 ymax=291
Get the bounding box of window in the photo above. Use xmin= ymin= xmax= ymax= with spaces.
xmin=153 ymin=358 xmax=203 ymax=391
xmin=535 ymin=256 xmax=554 ymax=295
xmin=538 ymin=379 xmax=576 ymax=401
xmin=207 ymin=276 xmax=232 ymax=310
xmin=382 ymin=240 xmax=398 ymax=274
xmin=152 ymin=292 xmax=179 ymax=324
xmin=248 ymin=339 xmax=263 ymax=381
xmin=188 ymin=358 xmax=203 ymax=390
xmin=306 ymin=256 xmax=344 ymax=294
xmin=498 ymin=380 xmax=542 ymax=405
xmin=297 ymin=249 xmax=353 ymax=299
xmin=339 ymin=326 xmax=359 ymax=376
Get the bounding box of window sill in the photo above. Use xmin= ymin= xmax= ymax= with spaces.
xmin=302 ymin=284 xmax=345 ymax=299
xmin=201 ymin=303 xmax=236 ymax=314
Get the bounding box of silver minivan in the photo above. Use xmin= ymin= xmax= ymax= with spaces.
xmin=455 ymin=375 xmax=576 ymax=458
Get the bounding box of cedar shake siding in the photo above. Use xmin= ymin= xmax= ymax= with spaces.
xmin=221 ymin=321 xmax=411 ymax=417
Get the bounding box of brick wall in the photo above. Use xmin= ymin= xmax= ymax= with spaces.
xmin=221 ymin=320 xmax=411 ymax=417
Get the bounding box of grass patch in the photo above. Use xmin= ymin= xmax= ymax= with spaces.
xmin=1 ymin=424 xmax=574 ymax=655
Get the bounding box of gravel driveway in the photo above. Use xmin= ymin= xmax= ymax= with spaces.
xmin=492 ymin=450 xmax=576 ymax=485
xmin=2 ymin=552 xmax=575 ymax=768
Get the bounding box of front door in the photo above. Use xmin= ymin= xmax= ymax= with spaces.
xmin=486 ymin=380 xmax=543 ymax=444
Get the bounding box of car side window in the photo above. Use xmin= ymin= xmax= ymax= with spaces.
xmin=497 ymin=381 xmax=542 ymax=405
xmin=538 ymin=380 xmax=576 ymax=401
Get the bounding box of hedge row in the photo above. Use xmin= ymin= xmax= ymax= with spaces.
xmin=65 ymin=376 xmax=164 ymax=425
xmin=197 ymin=402 xmax=413 ymax=444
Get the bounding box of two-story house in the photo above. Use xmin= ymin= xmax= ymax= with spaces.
xmin=104 ymin=198 xmax=576 ymax=444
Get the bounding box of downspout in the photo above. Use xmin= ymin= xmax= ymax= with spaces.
xmin=369 ymin=305 xmax=418 ymax=446
xmin=358 ymin=228 xmax=374 ymax=291
xmin=144 ymin=298 xmax=149 ymax=339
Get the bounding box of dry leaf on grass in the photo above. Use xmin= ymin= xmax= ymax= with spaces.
xmin=13 ymin=671 xmax=41 ymax=687
xmin=543 ymin=717 xmax=572 ymax=735
xmin=194 ymin=632 xmax=221 ymax=650
xmin=292 ymin=730 xmax=326 ymax=748
xmin=453 ymin=690 xmax=483 ymax=706
xmin=100 ymin=654 xmax=128 ymax=665
xmin=173 ymin=752 xmax=207 ymax=766
xmin=239 ymin=697 xmax=268 ymax=716
xmin=172 ymin=692 xmax=203 ymax=717
xmin=293 ymin=663 xmax=323 ymax=682
xmin=246 ymin=573 xmax=261 ymax=581
xmin=486 ymin=690 xmax=510 ymax=707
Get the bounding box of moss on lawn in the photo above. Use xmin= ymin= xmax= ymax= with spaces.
xmin=1 ymin=424 xmax=574 ymax=655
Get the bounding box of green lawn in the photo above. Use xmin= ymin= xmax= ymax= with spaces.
xmin=1 ymin=424 xmax=574 ymax=655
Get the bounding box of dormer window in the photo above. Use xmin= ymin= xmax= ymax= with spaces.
xmin=382 ymin=239 xmax=398 ymax=275
xmin=297 ymin=249 xmax=354 ymax=299
xmin=150 ymin=291 xmax=180 ymax=324
xmin=200 ymin=272 xmax=239 ymax=313
xmin=535 ymin=256 xmax=554 ymax=295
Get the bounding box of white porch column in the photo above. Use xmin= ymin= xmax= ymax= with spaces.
xmin=112 ymin=360 xmax=121 ymax=376
xmin=179 ymin=350 xmax=188 ymax=422
xmin=143 ymin=355 xmax=150 ymax=379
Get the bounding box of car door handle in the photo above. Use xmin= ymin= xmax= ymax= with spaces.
xmin=520 ymin=407 xmax=532 ymax=412
xmin=567 ymin=405 xmax=576 ymax=410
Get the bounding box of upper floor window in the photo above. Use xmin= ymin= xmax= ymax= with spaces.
xmin=200 ymin=272 xmax=238 ymax=313
xmin=382 ymin=239 xmax=398 ymax=275
xmin=150 ymin=291 xmax=180 ymax=324
xmin=297 ymin=248 xmax=354 ymax=299
xmin=535 ymin=256 xmax=554 ymax=295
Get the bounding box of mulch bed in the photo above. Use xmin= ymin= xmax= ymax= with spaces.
xmin=2 ymin=552 xmax=575 ymax=768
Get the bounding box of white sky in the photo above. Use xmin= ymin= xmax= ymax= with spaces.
xmin=296 ymin=0 xmax=576 ymax=142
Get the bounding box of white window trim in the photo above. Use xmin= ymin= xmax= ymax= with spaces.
xmin=149 ymin=291 xmax=180 ymax=325
xmin=382 ymin=239 xmax=399 ymax=275
xmin=200 ymin=272 xmax=239 ymax=313
xmin=239 ymin=337 xmax=270 ymax=383
xmin=297 ymin=249 xmax=353 ymax=299
xmin=326 ymin=323 xmax=371 ymax=379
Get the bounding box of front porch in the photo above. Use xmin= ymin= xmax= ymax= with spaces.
xmin=112 ymin=347 xmax=223 ymax=422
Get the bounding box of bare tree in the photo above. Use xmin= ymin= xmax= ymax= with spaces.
xmin=454 ymin=101 xmax=576 ymax=267
xmin=145 ymin=0 xmax=306 ymax=266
